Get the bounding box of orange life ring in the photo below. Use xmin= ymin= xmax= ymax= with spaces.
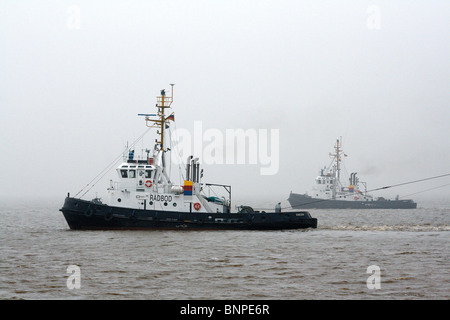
xmin=145 ymin=180 xmax=152 ymax=188
xmin=193 ymin=202 xmax=201 ymax=211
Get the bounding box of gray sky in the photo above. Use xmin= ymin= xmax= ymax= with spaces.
xmin=1 ymin=0 xmax=449 ymax=205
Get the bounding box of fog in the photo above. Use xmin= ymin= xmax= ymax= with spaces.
xmin=1 ymin=1 xmax=449 ymax=206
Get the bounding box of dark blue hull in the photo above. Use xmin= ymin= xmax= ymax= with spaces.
xmin=60 ymin=197 xmax=317 ymax=230
xmin=288 ymin=192 xmax=417 ymax=209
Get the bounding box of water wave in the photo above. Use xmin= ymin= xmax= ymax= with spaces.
xmin=323 ymin=224 xmax=450 ymax=232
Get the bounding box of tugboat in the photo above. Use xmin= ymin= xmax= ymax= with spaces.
xmin=60 ymin=86 xmax=317 ymax=230
xmin=288 ymin=138 xmax=417 ymax=209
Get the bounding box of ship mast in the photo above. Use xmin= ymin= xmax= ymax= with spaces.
xmin=331 ymin=137 xmax=343 ymax=199
xmin=336 ymin=137 xmax=342 ymax=185
xmin=153 ymin=84 xmax=174 ymax=152
xmin=139 ymin=84 xmax=175 ymax=170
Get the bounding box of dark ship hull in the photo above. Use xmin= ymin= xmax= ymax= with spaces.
xmin=60 ymin=197 xmax=317 ymax=230
xmin=288 ymin=192 xmax=417 ymax=209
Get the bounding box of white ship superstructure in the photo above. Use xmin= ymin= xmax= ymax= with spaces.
xmin=105 ymin=86 xmax=230 ymax=214
xmin=310 ymin=138 xmax=372 ymax=202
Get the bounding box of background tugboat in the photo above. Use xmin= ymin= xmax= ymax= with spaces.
xmin=60 ymin=86 xmax=317 ymax=230
xmin=288 ymin=138 xmax=417 ymax=209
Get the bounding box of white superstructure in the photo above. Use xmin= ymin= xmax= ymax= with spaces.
xmin=310 ymin=138 xmax=373 ymax=202
xmin=105 ymin=86 xmax=231 ymax=213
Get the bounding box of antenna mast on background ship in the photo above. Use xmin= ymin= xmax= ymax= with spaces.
xmin=331 ymin=137 xmax=344 ymax=200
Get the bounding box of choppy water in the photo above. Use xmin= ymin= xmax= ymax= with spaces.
xmin=1 ymin=198 xmax=449 ymax=300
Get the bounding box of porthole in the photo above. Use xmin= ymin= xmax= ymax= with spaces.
xmin=173 ymin=203 xmax=177 ymax=207
xmin=117 ymin=198 xmax=122 ymax=203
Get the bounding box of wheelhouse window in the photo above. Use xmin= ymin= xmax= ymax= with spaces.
xmin=145 ymin=170 xmax=153 ymax=179
xmin=129 ymin=170 xmax=136 ymax=178
xmin=120 ymin=170 xmax=128 ymax=178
